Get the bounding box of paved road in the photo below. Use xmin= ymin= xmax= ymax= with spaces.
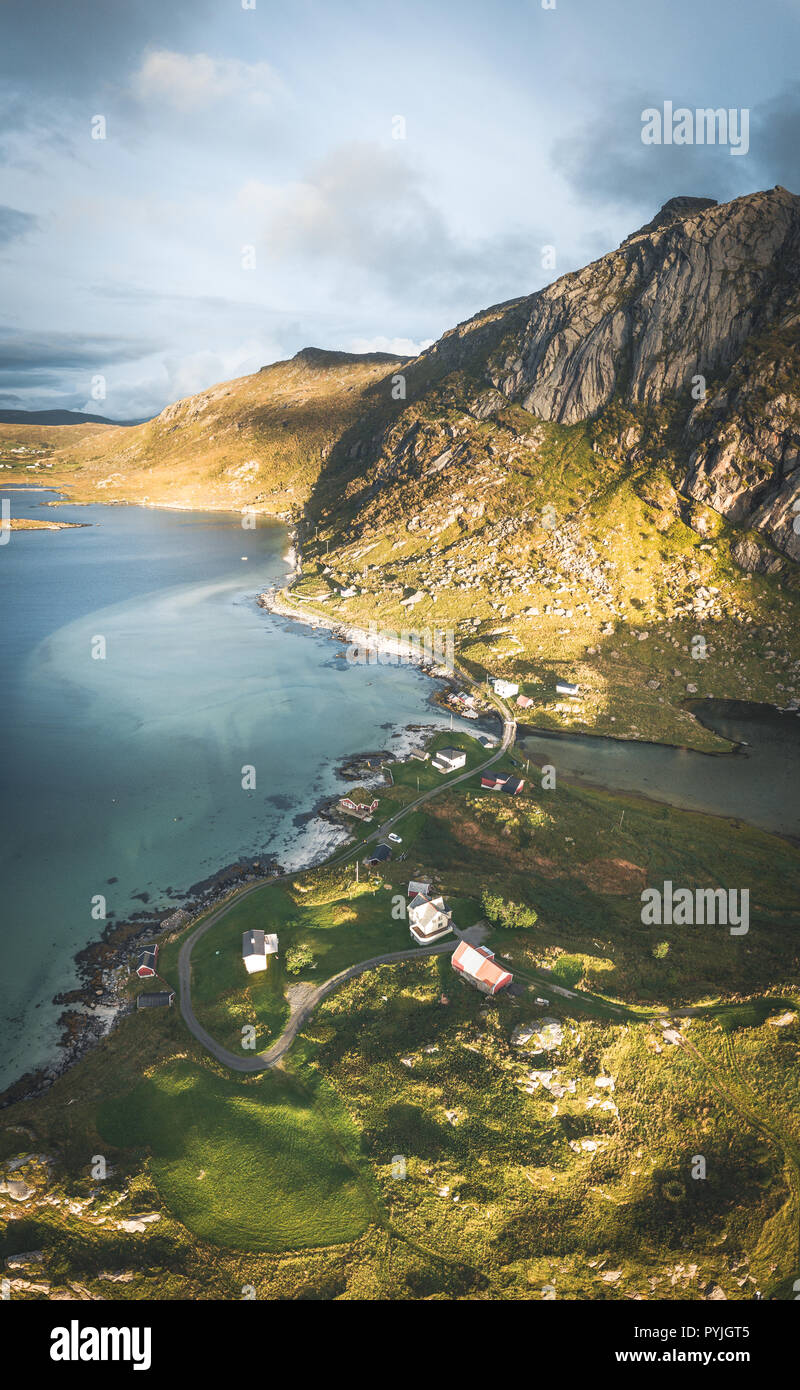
xmin=180 ymin=936 xmax=462 ymax=1073
xmin=176 ymin=640 xmax=517 ymax=1071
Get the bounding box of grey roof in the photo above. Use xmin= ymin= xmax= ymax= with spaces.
xmin=243 ymin=929 xmax=266 ymax=958
xmin=136 ymin=991 xmax=174 ymax=1009
xmin=364 ymin=843 xmax=391 ymax=863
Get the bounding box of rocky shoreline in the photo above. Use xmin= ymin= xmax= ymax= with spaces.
xmin=0 ymin=583 xmax=492 ymax=1110
xmin=0 ymin=852 xmax=285 ymax=1110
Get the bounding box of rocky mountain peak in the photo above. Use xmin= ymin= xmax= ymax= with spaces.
xmin=619 ymin=194 xmax=719 ymax=246
xmin=409 ymin=186 xmax=800 ymax=564
xmin=283 ymin=346 xmax=410 ymax=370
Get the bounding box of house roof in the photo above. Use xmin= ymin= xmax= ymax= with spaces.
xmin=503 ymin=776 xmax=525 ymax=794
xmin=409 ymin=893 xmax=449 ymax=930
xmin=452 ymin=940 xmax=512 ymax=991
xmin=263 ymin=933 xmax=279 ymax=954
xmin=136 ymin=991 xmax=175 ymax=1008
xmin=365 ymin=843 xmax=391 ymax=862
xmin=137 ymin=947 xmax=158 ymax=970
xmin=408 ymin=880 xmax=433 ymax=896
xmin=243 ymin=929 xmax=266 ymax=958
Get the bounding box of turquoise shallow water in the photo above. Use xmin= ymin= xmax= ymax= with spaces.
xmin=0 ymin=489 xmax=469 ymax=1091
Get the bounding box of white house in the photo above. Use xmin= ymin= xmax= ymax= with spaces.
xmin=431 ymin=747 xmax=467 ymax=773
xmin=408 ymin=892 xmax=453 ymax=945
xmin=242 ymin=929 xmax=279 ymax=974
xmin=555 ymin=680 xmax=580 ymax=697
xmin=492 ymin=678 xmax=519 ymax=698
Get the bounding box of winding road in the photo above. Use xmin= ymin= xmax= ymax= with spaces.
xmin=176 ymin=650 xmax=517 ymax=1073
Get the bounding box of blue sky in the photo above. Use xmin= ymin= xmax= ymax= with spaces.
xmin=1 ymin=0 xmax=798 ymax=418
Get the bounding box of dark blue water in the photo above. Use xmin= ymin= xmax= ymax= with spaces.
xmin=518 ymin=701 xmax=800 ymax=837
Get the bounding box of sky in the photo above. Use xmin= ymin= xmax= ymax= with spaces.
xmin=1 ymin=0 xmax=799 ymax=419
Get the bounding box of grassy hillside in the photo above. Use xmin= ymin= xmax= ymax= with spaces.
xmin=0 ymin=420 xmax=114 ymax=481
xmin=37 ymin=348 xmax=406 ymax=515
xmin=291 ymin=378 xmax=800 ymax=748
xmin=2 ymin=743 xmax=799 ymax=1298
xmin=97 ymin=1061 xmax=376 ymax=1252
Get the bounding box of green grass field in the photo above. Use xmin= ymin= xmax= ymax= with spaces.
xmin=180 ymin=845 xmax=484 ymax=1055
xmin=96 ymin=1060 xmax=378 ymax=1252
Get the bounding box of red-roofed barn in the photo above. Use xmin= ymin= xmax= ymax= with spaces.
xmin=451 ymin=940 xmax=512 ymax=995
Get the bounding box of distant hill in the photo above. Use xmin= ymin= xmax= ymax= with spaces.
xmin=0 ymin=408 xmax=143 ymax=426
xmin=42 ymin=347 xmax=412 ymax=513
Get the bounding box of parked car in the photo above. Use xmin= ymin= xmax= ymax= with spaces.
xmin=387 ymin=832 xmax=402 ymax=843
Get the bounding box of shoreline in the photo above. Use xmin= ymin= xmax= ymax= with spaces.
xmin=4 ymin=573 xmax=796 ymax=1109
xmin=0 ymin=573 xmax=467 ymax=1109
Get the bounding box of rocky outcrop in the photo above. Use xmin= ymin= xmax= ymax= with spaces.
xmin=485 ymin=187 xmax=800 ymax=423
xmin=410 ymin=186 xmax=800 ymax=562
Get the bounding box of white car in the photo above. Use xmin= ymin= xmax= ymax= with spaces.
xmin=387 ymin=832 xmax=402 ymax=844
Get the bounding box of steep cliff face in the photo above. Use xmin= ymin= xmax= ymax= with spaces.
xmin=401 ymin=186 xmax=800 ymax=563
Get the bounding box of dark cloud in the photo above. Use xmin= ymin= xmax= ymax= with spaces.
xmin=0 ymin=327 xmax=159 ymax=371
xmin=750 ymin=85 xmax=800 ymax=194
xmin=0 ymin=205 xmax=38 ymax=245
xmin=550 ymin=91 xmax=759 ymax=214
xmin=0 ymin=1 xmax=216 ymax=93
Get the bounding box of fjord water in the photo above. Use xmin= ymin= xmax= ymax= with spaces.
xmin=519 ymin=699 xmax=800 ymax=839
xmin=0 ymin=489 xmax=467 ymax=1093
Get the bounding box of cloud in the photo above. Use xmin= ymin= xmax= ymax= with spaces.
xmin=551 ymin=94 xmax=751 ymax=212
xmin=70 ymin=337 xmax=288 ymax=421
xmin=0 ymin=327 xmax=158 ymax=371
xmin=0 ymin=205 xmax=38 ymax=245
xmin=750 ymin=84 xmax=800 ymax=192
xmin=239 ymin=142 xmax=541 ymax=311
xmin=550 ymin=85 xmax=800 ymax=215
xmin=349 ymin=334 xmax=433 ymax=358
xmin=131 ymin=49 xmax=284 ymax=114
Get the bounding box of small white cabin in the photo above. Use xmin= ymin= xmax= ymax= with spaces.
xmin=242 ymin=929 xmax=279 ymax=974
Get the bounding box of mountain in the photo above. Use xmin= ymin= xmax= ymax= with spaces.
xmin=41 ymin=348 xmax=409 ymax=513
xmin=39 ymin=186 xmax=800 ymax=747
xmin=0 ymin=408 xmax=138 ymax=425
xmin=292 ymin=188 xmax=800 ymax=747
xmin=357 ymin=184 xmax=799 ymax=562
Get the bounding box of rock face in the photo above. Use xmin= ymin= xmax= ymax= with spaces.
xmin=413 ymin=187 xmax=800 ymax=561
